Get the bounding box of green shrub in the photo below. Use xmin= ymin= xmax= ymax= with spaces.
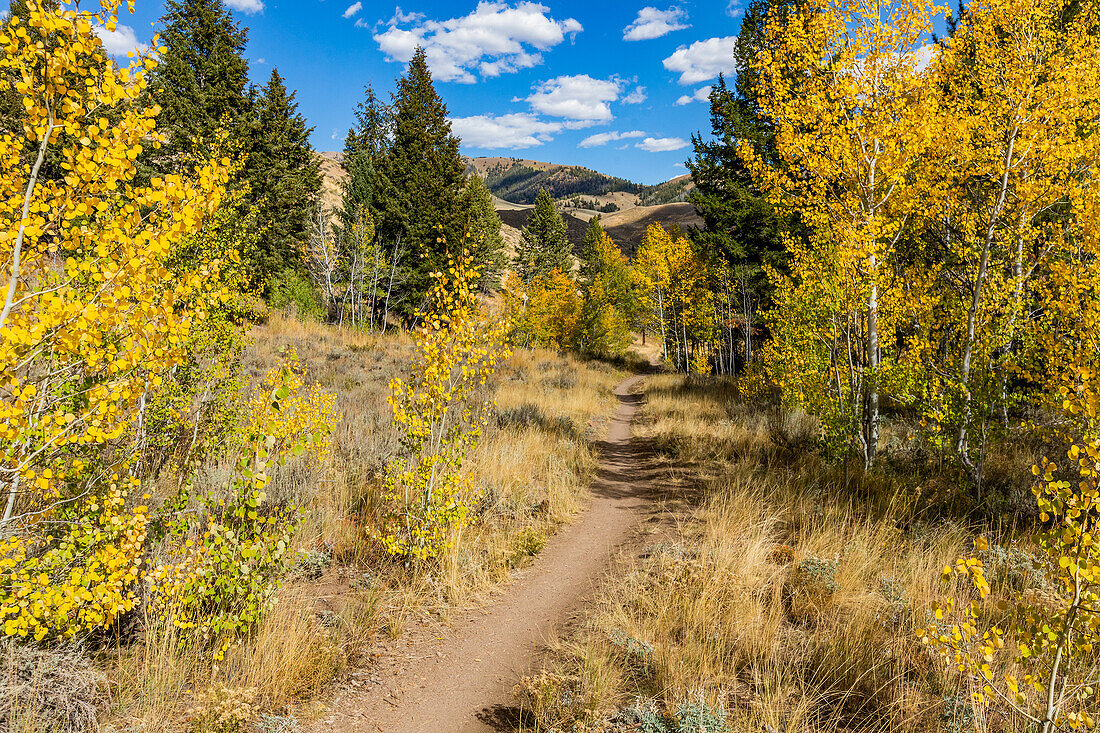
xmin=267 ymin=269 xmax=324 ymax=321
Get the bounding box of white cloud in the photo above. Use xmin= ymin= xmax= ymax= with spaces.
xmin=343 ymin=2 xmax=362 ymax=18
xmin=93 ymin=23 xmax=148 ymax=57
xmin=225 ymin=0 xmax=264 ymax=13
xmin=451 ymin=113 xmax=562 ymax=149
xmin=623 ymin=6 xmax=689 ymax=41
xmin=578 ymin=130 xmax=645 ymax=148
xmin=637 ymin=136 xmax=689 ymax=153
xmin=374 ymin=2 xmax=582 ymax=84
xmin=525 ymin=74 xmax=621 ymax=124
xmin=622 ymin=86 xmax=647 ymax=104
xmin=663 ymin=36 xmax=737 ymax=84
xmin=726 ymin=1 xmax=744 ymax=18
xmin=674 ymin=85 xmax=712 ymax=105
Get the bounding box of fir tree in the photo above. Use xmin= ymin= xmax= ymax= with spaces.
xmin=516 ymin=189 xmax=571 ymax=285
xmin=579 ymin=215 xmax=606 ymax=286
xmin=147 ymin=0 xmax=250 ymax=171
xmin=459 ymin=174 xmax=507 ymax=292
xmin=340 ymin=85 xmax=391 ymax=233
xmin=244 ymin=68 xmax=322 ymax=289
xmin=686 ymin=0 xmax=798 ymax=365
xmin=378 ymin=47 xmax=468 ymax=315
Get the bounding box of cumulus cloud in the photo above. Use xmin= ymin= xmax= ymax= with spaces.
xmin=637 ymin=136 xmax=689 ymax=153
xmin=578 ymin=130 xmax=645 ymax=148
xmin=450 ymin=113 xmax=562 ymax=149
xmin=343 ymin=2 xmax=362 ymax=18
xmin=94 ymin=23 xmax=148 ymax=57
xmin=663 ymin=36 xmax=737 ymax=84
xmin=622 ymin=86 xmax=647 ymax=104
xmin=524 ymin=74 xmax=621 ymax=124
xmin=622 ymin=6 xmax=689 ymax=41
xmin=674 ymin=85 xmax=712 ymax=105
xmin=225 ymin=0 xmax=264 ymax=13
xmin=374 ymin=2 xmax=582 ymax=84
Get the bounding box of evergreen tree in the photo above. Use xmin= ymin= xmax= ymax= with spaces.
xmin=245 ymin=68 xmax=322 ymax=288
xmin=378 ymin=47 xmax=467 ymax=315
xmin=516 ymin=189 xmax=571 ymax=285
xmin=147 ymin=0 xmax=250 ymax=171
xmin=459 ymin=174 xmax=507 ymax=292
xmin=340 ymin=85 xmax=391 ymax=232
xmin=579 ymin=215 xmax=606 ymax=286
xmin=686 ymin=0 xmax=798 ymax=365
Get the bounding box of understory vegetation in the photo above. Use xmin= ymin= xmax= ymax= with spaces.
xmin=15 ymin=313 xmax=627 ymax=732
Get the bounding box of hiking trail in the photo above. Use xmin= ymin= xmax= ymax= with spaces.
xmin=309 ymin=373 xmax=652 ymax=732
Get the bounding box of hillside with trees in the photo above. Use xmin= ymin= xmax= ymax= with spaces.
xmin=3 ymin=0 xmax=1100 ymax=731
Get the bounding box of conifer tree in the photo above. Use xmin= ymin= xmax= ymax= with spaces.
xmin=460 ymin=174 xmax=506 ymax=292
xmin=245 ymin=68 xmax=322 ymax=288
xmin=379 ymin=47 xmax=467 ymax=314
xmin=147 ymin=0 xmax=250 ymax=170
xmin=341 ymin=85 xmax=391 ymax=232
xmin=687 ymin=0 xmax=798 ymax=365
xmin=579 ymin=215 xmax=606 ymax=286
xmin=516 ymin=189 xmax=571 ymax=285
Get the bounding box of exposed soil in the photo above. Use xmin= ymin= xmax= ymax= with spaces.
xmin=308 ymin=373 xmax=654 ymax=732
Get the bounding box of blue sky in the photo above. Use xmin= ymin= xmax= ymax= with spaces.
xmin=97 ymin=1 xmax=750 ymax=184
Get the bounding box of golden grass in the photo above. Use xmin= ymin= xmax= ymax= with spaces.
xmin=90 ymin=316 xmax=629 ymax=731
xmin=515 ymin=373 xmax=1028 ymax=733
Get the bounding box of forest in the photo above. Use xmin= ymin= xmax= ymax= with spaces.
xmin=1 ymin=0 xmax=1099 ymax=731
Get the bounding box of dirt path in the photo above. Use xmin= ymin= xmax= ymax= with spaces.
xmin=310 ymin=373 xmax=651 ymax=732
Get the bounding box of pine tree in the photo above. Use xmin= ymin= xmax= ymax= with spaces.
xmin=147 ymin=0 xmax=250 ymax=171
xmin=245 ymin=68 xmax=322 ymax=289
xmin=459 ymin=174 xmax=507 ymax=292
xmin=579 ymin=215 xmax=606 ymax=286
xmin=379 ymin=47 xmax=468 ymax=315
xmin=341 ymin=85 xmax=391 ymax=232
xmin=686 ymin=0 xmax=797 ymax=365
xmin=516 ymin=189 xmax=571 ymax=285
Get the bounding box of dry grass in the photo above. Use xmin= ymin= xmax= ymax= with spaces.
xmin=515 ymin=373 xmax=1044 ymax=733
xmin=88 ymin=314 xmax=629 ymax=732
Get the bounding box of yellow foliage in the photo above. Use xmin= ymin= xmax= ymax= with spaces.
xmin=380 ymin=249 xmax=511 ymax=561
xmin=0 ymin=0 xmax=234 ymax=639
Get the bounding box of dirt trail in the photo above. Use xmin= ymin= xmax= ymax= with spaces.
xmin=310 ymin=373 xmax=650 ymax=732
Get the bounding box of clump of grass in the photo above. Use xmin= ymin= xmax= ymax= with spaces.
xmin=0 ymin=640 xmax=104 ymax=733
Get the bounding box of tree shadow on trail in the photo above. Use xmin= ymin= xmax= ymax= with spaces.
xmin=588 ymin=387 xmax=708 ymax=509
xmin=475 ymin=703 xmax=531 ymax=731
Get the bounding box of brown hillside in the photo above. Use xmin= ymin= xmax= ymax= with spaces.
xmin=601 ymin=203 xmax=703 ymax=256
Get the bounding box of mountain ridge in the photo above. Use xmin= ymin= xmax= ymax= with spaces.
xmin=317 ymin=151 xmax=703 ymax=255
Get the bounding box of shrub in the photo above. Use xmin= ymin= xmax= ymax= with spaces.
xmin=507 ymin=528 xmax=546 ymax=568
xmin=785 ymin=555 xmax=840 ymax=621
xmin=185 ymin=685 xmax=256 ymax=733
xmin=268 ymin=269 xmax=324 ymax=321
xmin=380 ymin=251 xmax=510 ymax=561
xmin=673 ymin=690 xmax=728 ymax=733
xmin=150 ymin=366 xmax=336 ymax=659
xmin=765 ymin=406 xmax=819 ymax=453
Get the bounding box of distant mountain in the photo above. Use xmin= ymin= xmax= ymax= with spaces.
xmin=465 ymin=157 xmax=647 ymax=205
xmin=317 ymin=152 xmax=704 ymax=256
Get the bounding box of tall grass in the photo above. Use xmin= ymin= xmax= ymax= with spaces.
xmin=516 ymin=373 xmax=1037 ymax=733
